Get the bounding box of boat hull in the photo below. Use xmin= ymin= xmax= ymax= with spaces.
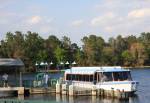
xmin=70 ymin=81 xmax=138 ymax=93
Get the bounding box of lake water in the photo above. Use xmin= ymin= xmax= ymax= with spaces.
xmin=1 ymin=68 xmax=150 ymax=103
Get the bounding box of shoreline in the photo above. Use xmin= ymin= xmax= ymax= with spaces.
xmin=123 ymin=66 xmax=150 ymax=69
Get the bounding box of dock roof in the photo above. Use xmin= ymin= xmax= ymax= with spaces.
xmin=0 ymin=58 xmax=24 ymax=66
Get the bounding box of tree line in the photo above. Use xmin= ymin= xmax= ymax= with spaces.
xmin=0 ymin=31 xmax=150 ymax=71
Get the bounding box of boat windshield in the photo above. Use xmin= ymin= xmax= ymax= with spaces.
xmin=96 ymin=71 xmax=132 ymax=82
xmin=113 ymin=71 xmax=132 ymax=81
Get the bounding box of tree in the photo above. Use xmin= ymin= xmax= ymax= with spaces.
xmin=0 ymin=32 xmax=25 ymax=58
xmin=74 ymin=48 xmax=85 ymax=66
xmin=61 ymin=36 xmax=74 ymax=62
xmin=13 ymin=31 xmax=25 ymax=58
xmin=54 ymin=46 xmax=66 ymax=63
xmin=121 ymin=50 xmax=134 ymax=66
xmin=0 ymin=31 xmax=150 ymax=70
xmin=82 ymin=35 xmax=105 ymax=65
xmin=37 ymin=50 xmax=48 ymax=62
xmin=61 ymin=36 xmax=71 ymax=49
xmin=129 ymin=43 xmax=147 ymax=66
xmin=138 ymin=32 xmax=150 ymax=65
xmin=102 ymin=47 xmax=114 ymax=65
xmin=24 ymin=31 xmax=44 ymax=71
xmin=45 ymin=35 xmax=61 ymax=63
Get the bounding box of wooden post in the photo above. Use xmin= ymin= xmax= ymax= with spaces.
xmin=56 ymin=82 xmax=61 ymax=94
xmin=121 ymin=89 xmax=128 ymax=99
xmin=69 ymin=85 xmax=74 ymax=96
xmin=101 ymin=89 xmax=105 ymax=97
xmin=18 ymin=87 xmax=24 ymax=95
xmin=19 ymin=72 xmax=22 ymax=87
xmin=116 ymin=89 xmax=121 ymax=98
xmin=62 ymin=84 xmax=67 ymax=95
xmin=111 ymin=88 xmax=114 ymax=97
xmin=92 ymin=86 xmax=97 ymax=96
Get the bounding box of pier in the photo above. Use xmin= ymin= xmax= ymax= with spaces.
xmin=0 ymin=75 xmax=134 ymax=99
xmin=0 ymin=87 xmax=26 ymax=97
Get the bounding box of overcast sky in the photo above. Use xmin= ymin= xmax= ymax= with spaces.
xmin=0 ymin=0 xmax=150 ymax=45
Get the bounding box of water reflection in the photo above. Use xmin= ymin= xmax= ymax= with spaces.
xmin=18 ymin=95 xmax=24 ymax=100
xmin=56 ymin=94 xmax=61 ymax=102
xmin=21 ymin=94 xmax=140 ymax=103
xmin=61 ymin=94 xmax=139 ymax=103
xmin=68 ymin=96 xmax=74 ymax=103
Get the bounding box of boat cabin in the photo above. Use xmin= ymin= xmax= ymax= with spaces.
xmin=65 ymin=66 xmax=131 ymax=83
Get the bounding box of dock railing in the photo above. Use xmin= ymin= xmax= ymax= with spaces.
xmin=22 ymin=78 xmax=58 ymax=88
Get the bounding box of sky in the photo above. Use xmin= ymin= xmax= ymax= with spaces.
xmin=0 ymin=0 xmax=150 ymax=45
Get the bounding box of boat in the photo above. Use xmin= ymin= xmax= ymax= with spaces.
xmin=64 ymin=66 xmax=138 ymax=94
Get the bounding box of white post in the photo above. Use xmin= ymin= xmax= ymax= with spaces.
xmin=69 ymin=85 xmax=74 ymax=96
xmin=56 ymin=82 xmax=61 ymax=94
xmin=92 ymin=86 xmax=97 ymax=96
xmin=62 ymin=84 xmax=67 ymax=95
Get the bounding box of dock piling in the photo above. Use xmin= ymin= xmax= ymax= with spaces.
xmin=62 ymin=84 xmax=67 ymax=95
xmin=69 ymin=85 xmax=74 ymax=96
xmin=56 ymin=83 xmax=61 ymax=94
xmin=92 ymin=86 xmax=97 ymax=96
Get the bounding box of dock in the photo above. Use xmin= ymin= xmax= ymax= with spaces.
xmin=0 ymin=84 xmax=134 ymax=99
xmin=29 ymin=87 xmax=55 ymax=94
xmin=0 ymin=86 xmax=56 ymax=97
xmin=0 ymin=87 xmax=26 ymax=97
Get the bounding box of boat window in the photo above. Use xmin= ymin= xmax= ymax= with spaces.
xmin=94 ymin=72 xmax=97 ymax=81
xmin=72 ymin=74 xmax=76 ymax=80
xmin=78 ymin=75 xmax=82 ymax=81
xmin=66 ymin=74 xmax=71 ymax=80
xmin=90 ymin=75 xmax=93 ymax=82
xmin=113 ymin=71 xmax=132 ymax=81
xmin=75 ymin=75 xmax=78 ymax=81
xmin=82 ymin=75 xmax=90 ymax=82
xmin=66 ymin=72 xmax=132 ymax=82
xmin=101 ymin=72 xmax=113 ymax=82
xmin=66 ymin=74 xmax=93 ymax=82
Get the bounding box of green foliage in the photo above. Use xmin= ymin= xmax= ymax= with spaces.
xmin=82 ymin=35 xmax=104 ymax=65
xmin=54 ymin=46 xmax=66 ymax=63
xmin=121 ymin=50 xmax=133 ymax=66
xmin=0 ymin=31 xmax=150 ymax=71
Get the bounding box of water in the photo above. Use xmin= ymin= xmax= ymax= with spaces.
xmin=1 ymin=69 xmax=150 ymax=103
xmin=131 ymin=69 xmax=150 ymax=103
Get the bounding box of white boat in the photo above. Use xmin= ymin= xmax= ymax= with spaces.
xmin=64 ymin=66 xmax=138 ymax=94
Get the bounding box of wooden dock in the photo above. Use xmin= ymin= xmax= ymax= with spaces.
xmin=29 ymin=87 xmax=55 ymax=94
xmin=0 ymin=87 xmax=25 ymax=97
xmin=0 ymin=84 xmax=134 ymax=99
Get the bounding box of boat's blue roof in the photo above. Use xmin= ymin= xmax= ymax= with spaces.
xmin=65 ymin=66 xmax=130 ymax=74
